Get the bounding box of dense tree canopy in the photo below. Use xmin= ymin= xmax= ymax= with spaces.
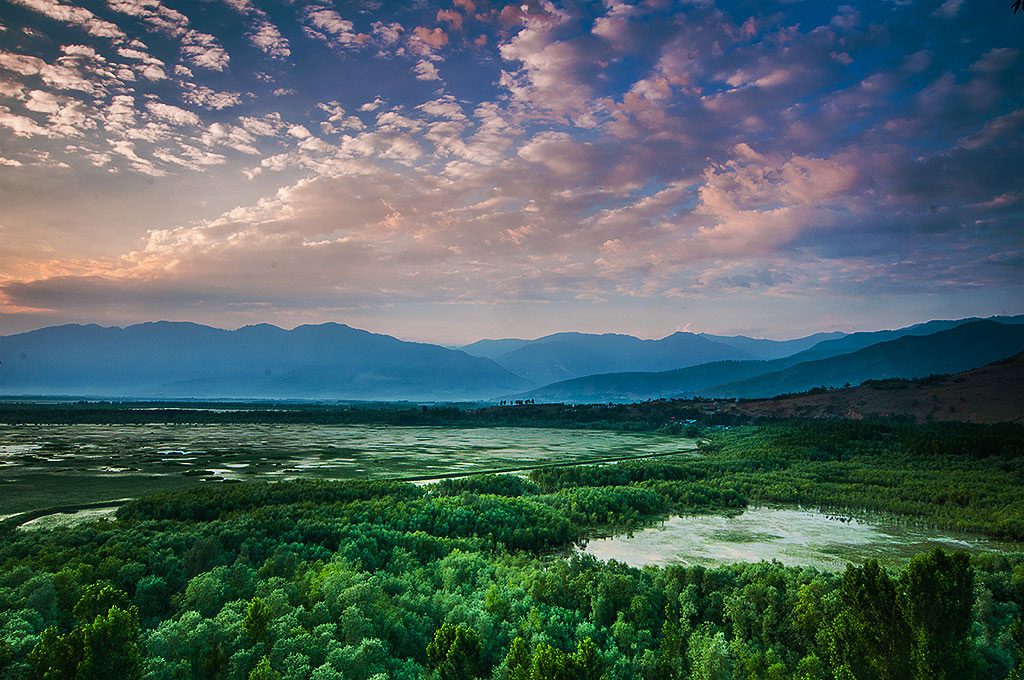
xmin=1 ymin=420 xmax=1022 ymax=678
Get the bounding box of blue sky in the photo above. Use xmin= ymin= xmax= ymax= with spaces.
xmin=0 ymin=0 xmax=1021 ymax=343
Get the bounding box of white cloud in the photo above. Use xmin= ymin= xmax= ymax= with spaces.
xmin=371 ymin=21 xmax=403 ymax=46
xmin=413 ymin=60 xmax=441 ymax=81
xmin=23 ymin=89 xmax=62 ymax=113
xmin=0 ymin=105 xmax=54 ymax=137
xmin=110 ymin=139 xmax=163 ymax=175
xmin=181 ymin=84 xmax=242 ymax=110
xmin=9 ymin=0 xmax=126 ymax=41
xmin=106 ymin=0 xmax=229 ymax=70
xmin=304 ymin=5 xmax=362 ymax=49
xmin=202 ymin=122 xmax=259 ymax=155
xmin=181 ymin=30 xmax=230 ymax=71
xmin=145 ymin=99 xmax=201 ymax=126
xmin=248 ymin=21 xmax=290 ymax=59
xmin=239 ymin=113 xmax=285 ymax=137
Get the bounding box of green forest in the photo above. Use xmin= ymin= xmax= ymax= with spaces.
xmin=2 ymin=421 xmax=1024 ymax=679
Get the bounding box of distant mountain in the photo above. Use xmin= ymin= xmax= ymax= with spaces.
xmin=791 ymin=315 xmax=1024 ymax=363
xmin=730 ymin=352 xmax=1024 ymax=424
xmin=697 ymin=331 xmax=846 ymax=360
xmin=0 ymin=322 xmax=529 ymax=400
xmin=460 ymin=338 xmax=532 ymax=359
xmin=514 ymin=359 xmax=773 ymax=403
xmin=703 ymin=320 xmax=1024 ymax=398
xmin=518 ymin=319 xmax=1024 ymax=402
xmin=484 ymin=332 xmax=755 ymax=386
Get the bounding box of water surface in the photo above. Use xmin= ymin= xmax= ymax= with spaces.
xmin=582 ymin=507 xmax=1022 ymax=570
xmin=0 ymin=424 xmax=695 ymax=515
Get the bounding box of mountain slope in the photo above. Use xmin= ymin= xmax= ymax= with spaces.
xmin=515 ymin=360 xmax=774 ymax=402
xmin=792 ymin=315 xmax=1024 ymax=363
xmin=732 ymin=352 xmax=1024 ymax=424
xmin=697 ymin=331 xmax=845 ymax=360
xmin=516 ymin=315 xmax=1024 ymax=401
xmin=704 ymin=320 xmax=1024 ymax=398
xmin=0 ymin=322 xmax=528 ymax=400
xmin=488 ymin=332 xmax=755 ymax=385
xmin=459 ymin=338 xmax=532 ymax=359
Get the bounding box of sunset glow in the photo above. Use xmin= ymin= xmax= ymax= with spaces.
xmin=1 ymin=0 xmax=1021 ymax=342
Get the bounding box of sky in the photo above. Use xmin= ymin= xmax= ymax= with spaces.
xmin=0 ymin=0 xmax=1021 ymax=345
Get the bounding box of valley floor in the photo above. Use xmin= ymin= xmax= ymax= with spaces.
xmin=0 ymin=420 xmax=1023 ymax=679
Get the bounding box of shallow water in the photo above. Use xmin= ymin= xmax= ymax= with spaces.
xmin=581 ymin=507 xmax=1022 ymax=570
xmin=0 ymin=424 xmax=695 ymax=515
xmin=19 ymin=506 xmax=121 ymax=531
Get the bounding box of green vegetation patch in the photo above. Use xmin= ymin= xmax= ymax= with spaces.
xmin=0 ymin=420 xmax=1023 ymax=679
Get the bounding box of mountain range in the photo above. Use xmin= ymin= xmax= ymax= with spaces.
xmin=0 ymin=322 xmax=527 ymax=400
xmin=516 ymin=319 xmax=1024 ymax=402
xmin=0 ymin=315 xmax=1022 ymax=403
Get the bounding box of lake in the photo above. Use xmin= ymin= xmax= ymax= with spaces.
xmin=0 ymin=424 xmax=695 ymax=515
xmin=581 ymin=506 xmax=1023 ymax=570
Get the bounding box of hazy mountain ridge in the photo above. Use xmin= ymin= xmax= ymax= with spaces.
xmin=518 ymin=318 xmax=1024 ymax=402
xmin=484 ymin=332 xmax=761 ymax=385
xmin=703 ymin=320 xmax=1024 ymax=398
xmin=695 ymin=331 xmax=846 ymax=360
xmin=2 ymin=316 xmax=1022 ymax=402
xmin=0 ymin=321 xmax=528 ymax=400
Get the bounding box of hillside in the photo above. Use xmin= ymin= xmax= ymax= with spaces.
xmin=790 ymin=315 xmax=1024 ymax=363
xmin=519 ymin=319 xmax=1024 ymax=403
xmin=732 ymin=352 xmax=1024 ymax=424
xmin=696 ymin=331 xmax=845 ymax=360
xmin=0 ymin=322 xmax=528 ymax=400
xmin=705 ymin=320 xmax=1024 ymax=398
xmin=482 ymin=331 xmax=756 ymax=385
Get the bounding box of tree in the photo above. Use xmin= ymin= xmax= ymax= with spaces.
xmin=426 ymin=623 xmax=485 ymax=680
xmin=29 ymin=604 xmax=143 ymax=680
xmin=244 ymin=597 xmax=272 ymax=651
xmin=899 ymin=549 xmax=973 ymax=680
xmin=506 ymin=637 xmax=532 ymax=680
xmin=832 ymin=560 xmax=912 ymax=680
xmin=250 ymin=656 xmax=282 ymax=680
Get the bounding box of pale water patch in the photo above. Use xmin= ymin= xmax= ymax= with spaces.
xmin=18 ymin=506 xmax=120 ymax=531
xmin=581 ymin=507 xmax=1023 ymax=571
xmin=0 ymin=444 xmax=42 ymax=456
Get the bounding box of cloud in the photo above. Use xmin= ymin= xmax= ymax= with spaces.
xmin=497 ymin=5 xmax=607 ymax=126
xmin=248 ymin=20 xmax=290 ymax=59
xmin=145 ymin=100 xmax=201 ymax=126
xmin=180 ymin=84 xmax=242 ymax=110
xmin=9 ymin=0 xmax=126 ymax=40
xmin=436 ymin=10 xmax=463 ymax=32
xmin=0 ymin=105 xmax=54 ymax=137
xmin=304 ymin=4 xmax=362 ymax=50
xmin=409 ymin=26 xmax=448 ymax=57
xmin=221 ymin=0 xmax=290 ymax=59
xmin=413 ymin=60 xmax=441 ymax=81
xmin=181 ymin=30 xmax=230 ymax=70
xmin=106 ymin=0 xmax=230 ymax=70
xmin=1 ymin=0 xmax=1022 ymax=334
xmin=933 ymin=0 xmax=963 ymax=18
